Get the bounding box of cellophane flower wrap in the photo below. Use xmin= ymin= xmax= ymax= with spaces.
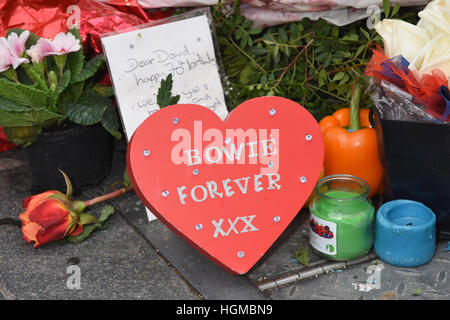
xmin=365 ymin=0 xmax=450 ymax=123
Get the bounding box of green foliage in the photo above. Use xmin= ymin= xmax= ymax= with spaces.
xmin=212 ymin=0 xmax=420 ymax=120
xmin=157 ymin=73 xmax=180 ymax=108
xmin=67 ymin=205 xmax=115 ymax=243
xmin=0 ymin=28 xmax=122 ymax=146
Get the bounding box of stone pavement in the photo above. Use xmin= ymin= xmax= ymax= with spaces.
xmin=0 ymin=140 xmax=448 ymax=300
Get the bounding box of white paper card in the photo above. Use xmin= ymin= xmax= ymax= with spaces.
xmin=101 ymin=13 xmax=228 ymax=221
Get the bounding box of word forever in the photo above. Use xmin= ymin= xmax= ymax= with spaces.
xmin=176 ymin=173 xmax=281 ymax=205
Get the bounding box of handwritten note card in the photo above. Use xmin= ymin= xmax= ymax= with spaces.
xmin=101 ymin=13 xmax=228 ymax=142
xmin=101 ymin=13 xmax=228 ymax=222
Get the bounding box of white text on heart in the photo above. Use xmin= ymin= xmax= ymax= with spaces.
xmin=176 ymin=173 xmax=281 ymax=205
xmin=212 ymin=215 xmax=258 ymax=238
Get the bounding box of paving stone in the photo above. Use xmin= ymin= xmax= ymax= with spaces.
xmin=0 ymin=145 xmax=199 ymax=300
xmin=1 ymin=141 xmax=448 ymax=300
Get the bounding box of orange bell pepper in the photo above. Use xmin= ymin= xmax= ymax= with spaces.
xmin=318 ymin=83 xmax=384 ymax=197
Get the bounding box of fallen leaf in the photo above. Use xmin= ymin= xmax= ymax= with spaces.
xmin=295 ymin=245 xmax=310 ymax=266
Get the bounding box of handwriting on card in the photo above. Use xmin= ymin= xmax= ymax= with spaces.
xmin=101 ymin=13 xmax=228 ymax=142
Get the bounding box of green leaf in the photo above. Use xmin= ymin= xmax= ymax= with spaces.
xmin=99 ymin=205 xmax=115 ymax=224
xmin=0 ymin=108 xmax=64 ymax=127
xmin=101 ymin=105 xmax=122 ymax=139
xmin=78 ymin=89 xmax=114 ymax=108
xmin=295 ymin=245 xmax=310 ymax=266
xmin=248 ymin=28 xmax=262 ymax=35
xmin=279 ymin=28 xmax=288 ymax=42
xmin=243 ymin=20 xmax=252 ymax=29
xmin=157 ymin=74 xmax=180 ymax=108
xmin=66 ymin=28 xmax=85 ymax=77
xmin=360 ymin=27 xmax=371 ymax=41
xmin=60 ymin=102 xmax=106 ymax=126
xmin=239 ymin=64 xmax=253 ymax=85
xmin=60 ymin=81 xmax=84 ymax=103
xmin=355 ymin=44 xmax=366 ymax=58
xmin=318 ymin=68 xmax=327 ymax=88
xmin=240 ymin=33 xmax=249 ymax=48
xmin=2 ymin=125 xmax=41 ymax=147
xmin=0 ymin=97 xmax=31 ymax=112
xmin=332 ymin=72 xmax=346 ymax=82
xmin=67 ymin=204 xmax=115 ymax=243
xmin=67 ymin=224 xmax=97 ymax=243
xmin=79 ymin=213 xmax=98 ymax=225
xmin=331 ymin=26 xmax=339 ymax=38
xmin=23 ymin=64 xmax=48 ymax=92
xmin=0 ymin=78 xmax=47 ymax=108
xmin=249 ymin=46 xmax=268 ymax=55
xmin=391 ymin=3 xmax=401 ymax=17
xmin=235 ymin=28 xmax=243 ymax=40
xmin=93 ymin=84 xmax=114 ymax=97
xmin=383 ymin=0 xmax=391 ymax=18
xmin=71 ymin=54 xmax=105 ymax=84
xmin=338 ymin=74 xmax=350 ymax=86
xmin=61 ymin=89 xmax=115 ymax=125
xmin=341 ymin=33 xmax=359 ymax=41
xmin=273 ymin=45 xmax=280 ymax=63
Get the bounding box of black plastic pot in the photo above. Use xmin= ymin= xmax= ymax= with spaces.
xmin=23 ymin=123 xmax=113 ymax=195
xmin=372 ymin=108 xmax=450 ymax=239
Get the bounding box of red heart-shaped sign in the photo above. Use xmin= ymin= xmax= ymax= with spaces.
xmin=127 ymin=96 xmax=324 ymax=274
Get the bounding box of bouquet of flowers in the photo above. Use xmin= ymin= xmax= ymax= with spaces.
xmin=365 ymin=0 xmax=450 ymax=122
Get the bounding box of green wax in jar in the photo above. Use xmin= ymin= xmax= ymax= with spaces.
xmin=310 ymin=190 xmax=374 ymax=260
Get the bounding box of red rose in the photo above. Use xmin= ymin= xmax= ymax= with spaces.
xmin=19 ymin=191 xmax=83 ymax=248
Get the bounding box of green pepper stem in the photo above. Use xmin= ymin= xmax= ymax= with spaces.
xmin=349 ymin=81 xmax=362 ymax=132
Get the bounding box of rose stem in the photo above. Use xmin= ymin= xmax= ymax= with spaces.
xmin=83 ymin=187 xmax=134 ymax=208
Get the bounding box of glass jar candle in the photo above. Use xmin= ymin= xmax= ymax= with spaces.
xmin=309 ymin=174 xmax=374 ymax=261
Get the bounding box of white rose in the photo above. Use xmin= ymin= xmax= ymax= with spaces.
xmin=417 ymin=0 xmax=450 ymax=38
xmin=413 ymin=36 xmax=450 ymax=79
xmin=374 ymin=19 xmax=431 ymax=68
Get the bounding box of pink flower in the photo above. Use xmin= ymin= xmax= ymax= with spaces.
xmin=7 ymin=31 xmax=30 ymax=69
xmin=26 ymin=38 xmax=55 ymax=63
xmin=0 ymin=38 xmax=13 ymax=72
xmin=27 ymin=32 xmax=81 ymax=64
xmin=44 ymin=32 xmax=81 ymax=56
xmin=26 ymin=42 xmax=44 ymax=64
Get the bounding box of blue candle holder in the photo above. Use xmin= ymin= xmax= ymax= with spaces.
xmin=374 ymin=199 xmax=436 ymax=267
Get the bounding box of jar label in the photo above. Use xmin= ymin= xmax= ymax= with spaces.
xmin=309 ymin=213 xmax=337 ymax=256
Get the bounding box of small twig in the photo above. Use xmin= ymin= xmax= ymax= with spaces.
xmin=305 ymin=45 xmax=309 ymax=88
xmin=272 ymin=39 xmax=314 ymax=91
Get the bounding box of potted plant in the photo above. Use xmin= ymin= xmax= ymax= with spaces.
xmin=365 ymin=0 xmax=450 ymax=239
xmin=0 ymin=28 xmax=122 ymax=193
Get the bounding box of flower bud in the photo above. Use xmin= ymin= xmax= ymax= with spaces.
xmin=19 ymin=190 xmax=83 ymax=248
